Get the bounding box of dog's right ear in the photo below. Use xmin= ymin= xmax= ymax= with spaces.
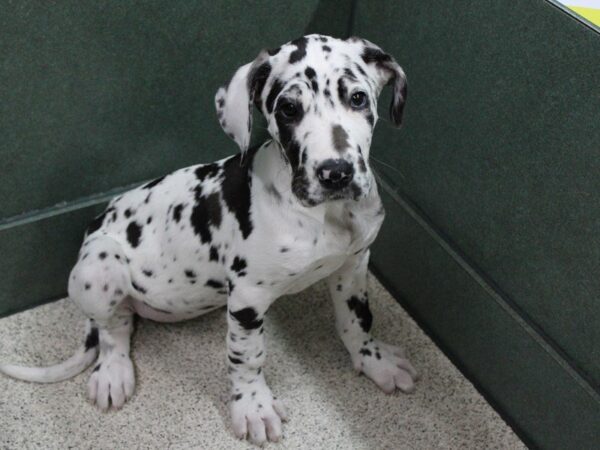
xmin=215 ymin=52 xmax=271 ymax=153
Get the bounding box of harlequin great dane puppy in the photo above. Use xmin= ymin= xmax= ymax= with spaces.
xmin=0 ymin=35 xmax=418 ymax=445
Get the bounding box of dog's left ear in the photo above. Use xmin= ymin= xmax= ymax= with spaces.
xmin=354 ymin=38 xmax=408 ymax=128
xmin=215 ymin=51 xmax=271 ymax=153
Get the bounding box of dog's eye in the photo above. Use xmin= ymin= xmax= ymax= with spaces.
xmin=279 ymin=101 xmax=299 ymax=119
xmin=350 ymin=92 xmax=368 ymax=109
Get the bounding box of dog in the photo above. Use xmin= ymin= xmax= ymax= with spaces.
xmin=0 ymin=34 xmax=418 ymax=445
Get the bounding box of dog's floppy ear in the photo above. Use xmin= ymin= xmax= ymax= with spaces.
xmin=215 ymin=51 xmax=271 ymax=153
xmin=356 ymin=38 xmax=407 ymax=128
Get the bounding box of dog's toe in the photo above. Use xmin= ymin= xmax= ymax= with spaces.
xmin=87 ymin=355 xmax=135 ymax=411
xmin=230 ymin=384 xmax=286 ymax=445
xmin=355 ymin=339 xmax=419 ymax=394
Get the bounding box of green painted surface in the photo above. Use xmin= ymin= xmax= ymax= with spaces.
xmin=371 ymin=185 xmax=600 ymax=449
xmin=0 ymin=1 xmax=321 ymax=219
xmin=355 ymin=0 xmax=600 ymax=388
xmin=0 ymin=204 xmax=105 ymax=318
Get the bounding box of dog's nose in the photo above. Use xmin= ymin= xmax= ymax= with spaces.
xmin=316 ymin=159 xmax=354 ymax=190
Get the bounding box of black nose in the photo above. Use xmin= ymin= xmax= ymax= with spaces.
xmin=316 ymin=159 xmax=355 ymax=190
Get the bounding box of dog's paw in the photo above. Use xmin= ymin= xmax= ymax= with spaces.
xmin=230 ymin=382 xmax=288 ymax=445
xmin=87 ymin=353 xmax=135 ymax=411
xmin=352 ymin=339 xmax=419 ymax=394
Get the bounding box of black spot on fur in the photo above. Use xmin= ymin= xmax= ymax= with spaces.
xmin=126 ymin=222 xmax=142 ymax=248
xmin=361 ymin=47 xmax=392 ymax=66
xmin=250 ymin=61 xmax=272 ymax=111
xmin=132 ymin=281 xmax=147 ymax=294
xmin=266 ymin=79 xmax=284 ymax=114
xmin=322 ymin=45 xmax=331 ymax=52
xmin=354 ymin=63 xmax=367 ymax=77
xmin=93 ymin=364 xmax=101 ymax=372
xmin=304 ymin=67 xmax=319 ymax=93
xmin=332 ymin=125 xmax=350 ymax=152
xmin=227 ymin=278 xmax=235 ymax=293
xmin=359 ymin=348 xmax=372 ymax=357
xmin=267 ymin=47 xmax=280 ymax=56
xmin=230 ymin=256 xmax=247 ymax=274
xmin=344 ymin=67 xmax=357 ymax=81
xmin=195 ymin=164 xmax=220 ymax=181
xmin=230 ymin=307 xmax=263 ymax=330
xmin=205 ymin=279 xmax=224 ymax=289
xmin=142 ymin=175 xmax=166 ymax=189
xmin=185 ymin=269 xmax=196 ymax=278
xmin=84 ymin=283 xmax=91 ymax=290
xmin=85 ymin=327 xmax=99 ymax=351
xmin=280 ymin=247 xmax=289 ymax=253
xmin=220 ymin=147 xmax=259 ymax=239
xmin=143 ymin=269 xmax=153 ymax=277
xmin=209 ymin=246 xmax=219 ymax=262
xmin=289 ymin=37 xmax=308 ymax=63
xmin=124 ymin=208 xmax=133 ymax=218
xmin=337 ymin=78 xmax=348 ymax=104
xmin=190 ymin=192 xmax=222 ymax=244
xmin=228 ymin=355 xmax=243 ymax=365
xmin=358 ymin=156 xmax=367 ymax=172
xmin=347 ymin=296 xmax=373 ymax=332
xmin=232 ymin=393 xmax=243 ymax=401
xmin=173 ymin=204 xmax=185 ymax=223
xmin=99 ymin=252 xmax=107 ymax=260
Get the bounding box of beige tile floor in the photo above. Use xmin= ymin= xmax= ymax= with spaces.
xmin=0 ymin=275 xmax=525 ymax=449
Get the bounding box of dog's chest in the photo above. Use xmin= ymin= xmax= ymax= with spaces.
xmin=255 ymin=202 xmax=383 ymax=295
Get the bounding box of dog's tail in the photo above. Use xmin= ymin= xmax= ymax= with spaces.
xmin=0 ymin=319 xmax=99 ymax=383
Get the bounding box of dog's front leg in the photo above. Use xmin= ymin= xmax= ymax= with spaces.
xmin=226 ymin=288 xmax=287 ymax=444
xmin=327 ymin=249 xmax=419 ymax=394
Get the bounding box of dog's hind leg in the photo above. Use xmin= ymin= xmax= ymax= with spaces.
xmin=68 ymin=235 xmax=135 ymax=410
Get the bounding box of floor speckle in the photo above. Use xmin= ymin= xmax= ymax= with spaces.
xmin=0 ymin=274 xmax=524 ymax=449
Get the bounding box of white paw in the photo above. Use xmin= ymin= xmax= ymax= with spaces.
xmin=353 ymin=339 xmax=419 ymax=394
xmin=88 ymin=353 xmax=135 ymax=411
xmin=230 ymin=382 xmax=288 ymax=445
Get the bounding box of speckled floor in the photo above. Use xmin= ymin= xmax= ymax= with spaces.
xmin=0 ymin=275 xmax=525 ymax=449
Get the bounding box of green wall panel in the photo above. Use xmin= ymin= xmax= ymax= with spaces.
xmin=370 ymin=184 xmax=600 ymax=449
xmin=355 ymin=0 xmax=600 ymax=389
xmin=0 ymin=1 xmax=321 ymax=219
xmin=0 ymin=203 xmax=105 ymax=318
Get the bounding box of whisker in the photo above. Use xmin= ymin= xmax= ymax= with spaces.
xmin=369 ymin=156 xmax=405 ymax=179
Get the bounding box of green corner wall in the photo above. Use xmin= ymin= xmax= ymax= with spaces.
xmin=1 ymin=1 xmax=599 ymax=448
xmin=356 ymin=1 xmax=600 ymax=448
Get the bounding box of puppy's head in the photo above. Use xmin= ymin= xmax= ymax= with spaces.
xmin=215 ymin=35 xmax=406 ymax=207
